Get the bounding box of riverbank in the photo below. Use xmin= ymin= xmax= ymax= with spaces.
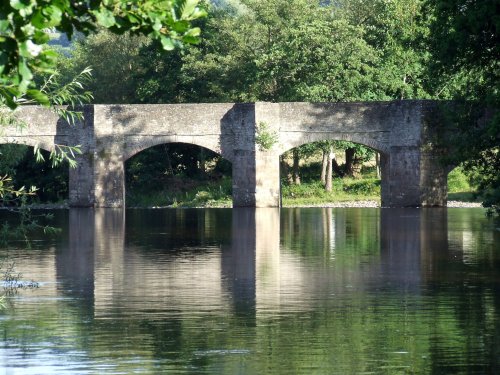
xmin=285 ymin=200 xmax=483 ymax=208
xmin=4 ymin=200 xmax=484 ymax=209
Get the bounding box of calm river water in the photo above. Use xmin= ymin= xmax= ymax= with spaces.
xmin=0 ymin=207 xmax=499 ymax=374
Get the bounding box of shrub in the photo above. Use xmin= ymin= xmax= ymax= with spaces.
xmin=343 ymin=178 xmax=380 ymax=195
xmin=448 ymin=167 xmax=473 ymax=193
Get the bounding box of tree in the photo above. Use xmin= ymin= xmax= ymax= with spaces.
xmin=60 ymin=30 xmax=149 ymax=103
xmin=336 ymin=0 xmax=430 ymax=100
xmin=188 ymin=1 xmax=384 ymax=190
xmin=0 ymin=0 xmax=207 ymax=108
xmin=339 ymin=142 xmax=375 ymax=178
xmin=425 ymin=0 xmax=499 ymax=214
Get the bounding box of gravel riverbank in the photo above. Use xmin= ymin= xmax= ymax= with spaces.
xmin=1 ymin=201 xmax=484 ymax=209
xmin=286 ymin=200 xmax=484 ymax=208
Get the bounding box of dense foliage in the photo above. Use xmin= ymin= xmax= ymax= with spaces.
xmin=425 ymin=0 xmax=499 ymax=214
xmin=0 ymin=0 xmax=206 ymax=108
xmin=60 ymin=0 xmax=430 ymax=103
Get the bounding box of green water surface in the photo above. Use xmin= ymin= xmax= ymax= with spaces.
xmin=0 ymin=207 xmax=498 ymax=374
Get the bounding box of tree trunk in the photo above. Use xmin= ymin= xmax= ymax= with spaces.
xmin=321 ymin=150 xmax=328 ymax=185
xmin=331 ymin=152 xmax=342 ymax=176
xmin=292 ymin=149 xmax=301 ymax=185
xmin=280 ymin=155 xmax=292 ymax=184
xmin=199 ymin=147 xmax=206 ymax=179
xmin=325 ymin=147 xmax=333 ymax=192
xmin=345 ymin=147 xmax=355 ymax=177
xmin=351 ymin=159 xmax=362 ymax=178
xmin=163 ymin=145 xmax=174 ymax=175
xmin=375 ymin=152 xmax=381 ymax=178
xmin=345 ymin=147 xmax=362 ymax=178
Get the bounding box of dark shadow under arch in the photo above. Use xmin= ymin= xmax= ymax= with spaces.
xmin=124 ymin=142 xmax=232 ymax=207
xmin=123 ymin=136 xmax=226 ymax=163
xmin=0 ymin=143 xmax=69 ymax=204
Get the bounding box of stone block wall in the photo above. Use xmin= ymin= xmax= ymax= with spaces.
xmin=68 ymin=106 xmax=96 ymax=207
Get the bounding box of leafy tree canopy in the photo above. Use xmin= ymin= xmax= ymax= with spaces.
xmin=0 ymin=0 xmax=207 ymax=108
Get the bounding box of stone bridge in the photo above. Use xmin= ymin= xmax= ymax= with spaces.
xmin=2 ymin=101 xmax=449 ymax=207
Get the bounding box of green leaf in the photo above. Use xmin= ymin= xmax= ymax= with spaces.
xmin=10 ymin=0 xmax=30 ymax=10
xmin=160 ymin=35 xmax=175 ymax=50
xmin=31 ymin=9 xmax=44 ymax=28
xmin=0 ymin=87 xmax=18 ymax=109
xmin=93 ymin=8 xmax=116 ymax=28
xmin=32 ymin=30 xmax=50 ymax=44
xmin=182 ymin=35 xmax=199 ymax=45
xmin=0 ymin=19 xmax=10 ymax=33
xmin=26 ymin=89 xmax=50 ymax=106
xmin=152 ymin=17 xmax=162 ymax=32
xmin=18 ymin=59 xmax=33 ymax=87
xmin=181 ymin=0 xmax=199 ymax=19
xmin=185 ymin=27 xmax=201 ymax=38
xmin=188 ymin=8 xmax=207 ymax=20
xmin=127 ymin=13 xmax=140 ymax=25
xmin=182 ymin=27 xmax=201 ymax=44
xmin=43 ymin=5 xmax=63 ymax=28
xmin=171 ymin=20 xmax=190 ymax=33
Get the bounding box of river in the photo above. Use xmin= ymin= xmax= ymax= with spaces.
xmin=0 ymin=207 xmax=499 ymax=374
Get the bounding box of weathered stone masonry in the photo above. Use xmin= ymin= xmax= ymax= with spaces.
xmin=3 ymin=100 xmax=450 ymax=208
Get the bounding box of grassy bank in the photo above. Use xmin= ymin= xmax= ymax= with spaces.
xmin=124 ymin=167 xmax=481 ymax=208
xmin=281 ymin=178 xmax=381 ymax=206
xmin=126 ymin=176 xmax=232 ymax=208
xmin=126 ymin=175 xmax=382 ymax=208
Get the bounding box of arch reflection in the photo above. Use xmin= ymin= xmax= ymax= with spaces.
xmin=57 ymin=208 xmax=283 ymax=321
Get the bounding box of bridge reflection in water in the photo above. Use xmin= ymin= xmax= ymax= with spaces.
xmin=49 ymin=207 xmax=460 ymax=321
xmin=5 ymin=207 xmax=498 ymax=374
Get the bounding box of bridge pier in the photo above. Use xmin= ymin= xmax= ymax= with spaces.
xmin=232 ymin=103 xmax=281 ymax=207
xmin=69 ymin=152 xmax=95 ymax=207
xmin=381 ymin=146 xmax=448 ymax=207
xmin=69 ymin=151 xmax=125 ymax=208
xmin=68 ymin=106 xmax=98 ymax=207
xmin=68 ymin=106 xmax=126 ymax=208
xmin=381 ymin=147 xmax=422 ymax=207
xmin=232 ymin=149 xmax=281 ymax=207
xmin=419 ymin=149 xmax=448 ymax=207
xmin=93 ymin=152 xmax=125 ymax=208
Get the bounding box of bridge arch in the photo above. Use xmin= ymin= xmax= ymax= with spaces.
xmin=124 ymin=141 xmax=232 ymax=207
xmin=278 ymin=136 xmax=384 ymax=200
xmin=122 ymin=135 xmax=226 ymax=163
